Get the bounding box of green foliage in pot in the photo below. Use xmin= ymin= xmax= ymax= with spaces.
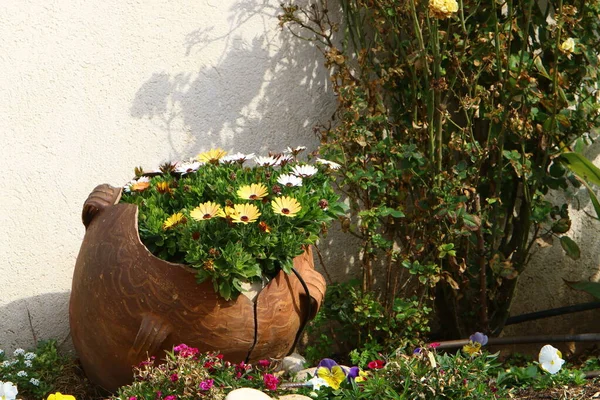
xmin=119 ymin=147 xmax=346 ymax=300
xmin=279 ymin=0 xmax=600 ymax=337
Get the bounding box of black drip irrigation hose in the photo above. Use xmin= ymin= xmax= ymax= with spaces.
xmin=504 ymin=302 xmax=600 ymax=326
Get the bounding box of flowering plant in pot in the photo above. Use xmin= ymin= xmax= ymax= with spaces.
xmin=70 ymin=146 xmax=347 ymax=391
xmin=119 ymin=146 xmax=346 ymax=300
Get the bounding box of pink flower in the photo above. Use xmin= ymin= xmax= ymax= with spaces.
xmin=367 ymin=360 xmax=385 ymax=369
xmin=199 ymin=379 xmax=214 ymax=391
xmin=129 ymin=397 xmax=137 ymax=400
xmin=428 ymin=342 xmax=441 ymax=349
xmin=173 ymin=343 xmax=199 ymax=358
xmin=263 ymin=373 xmax=279 ymax=390
xmin=170 ymin=373 xmax=178 ymax=382
xmin=164 ymin=396 xmax=177 ymax=400
xmin=258 ymin=359 xmax=270 ymax=368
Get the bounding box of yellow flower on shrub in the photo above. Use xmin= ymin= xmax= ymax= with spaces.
xmin=237 ymin=183 xmax=269 ymax=200
xmin=272 ymin=196 xmax=302 ymax=217
xmin=429 ymin=0 xmax=458 ymax=19
xmin=163 ymin=212 xmax=186 ymax=230
xmin=47 ymin=393 xmax=76 ymax=400
xmin=190 ymin=202 xmax=225 ymax=220
xmin=231 ymin=204 xmax=261 ymax=224
xmin=560 ymin=38 xmax=575 ymax=54
xmin=196 ymin=148 xmax=227 ymax=164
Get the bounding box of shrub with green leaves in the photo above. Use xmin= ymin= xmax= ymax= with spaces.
xmin=280 ymin=0 xmax=600 ymax=337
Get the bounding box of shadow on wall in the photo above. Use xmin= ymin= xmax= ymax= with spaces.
xmin=0 ymin=292 xmax=73 ymax=354
xmin=130 ymin=1 xmax=333 ymax=159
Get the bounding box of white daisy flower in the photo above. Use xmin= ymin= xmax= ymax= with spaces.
xmin=275 ymin=154 xmax=294 ymax=165
xmin=174 ymin=161 xmax=202 ymax=174
xmin=24 ymin=353 xmax=36 ymax=360
xmin=220 ymin=152 xmax=255 ymax=164
xmin=24 ymin=360 xmax=32 ymax=368
xmin=16 ymin=371 xmax=27 ymax=377
xmin=254 ymin=156 xmax=279 ymax=167
xmin=285 ymin=146 xmax=307 ymax=154
xmin=29 ymin=378 xmax=40 ymax=386
xmin=316 ymin=158 xmax=341 ymax=170
xmin=277 ymin=174 xmax=303 ymax=187
xmin=13 ymin=349 xmax=24 ymax=356
xmin=291 ymin=165 xmax=318 ymax=177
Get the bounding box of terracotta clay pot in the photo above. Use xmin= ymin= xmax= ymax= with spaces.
xmin=69 ymin=184 xmax=326 ymax=391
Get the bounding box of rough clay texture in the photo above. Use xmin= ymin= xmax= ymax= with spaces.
xmin=1 ymin=0 xmax=599 ymax=353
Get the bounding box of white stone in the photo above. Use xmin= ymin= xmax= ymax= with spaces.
xmin=225 ymin=388 xmax=272 ymax=400
xmin=281 ymin=352 xmax=307 ymax=373
xmin=278 ymin=395 xmax=313 ymax=400
xmin=293 ymin=367 xmax=317 ymax=382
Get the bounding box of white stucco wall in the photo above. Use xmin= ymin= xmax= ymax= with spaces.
xmin=0 ymin=0 xmax=338 ymax=352
xmin=1 ymin=0 xmax=599 ymax=356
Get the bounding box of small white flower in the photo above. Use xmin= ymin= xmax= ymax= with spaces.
xmin=12 ymin=349 xmax=24 ymax=357
xmin=316 ymin=158 xmax=341 ymax=170
xmin=285 ymin=146 xmax=307 ymax=154
xmin=307 ymin=376 xmax=329 ymax=390
xmin=0 ymin=381 xmax=18 ymax=400
xmin=220 ymin=152 xmax=255 ymax=164
xmin=24 ymin=360 xmax=32 ymax=368
xmin=275 ymin=154 xmax=294 ymax=165
xmin=23 ymin=353 xmax=36 ymax=360
xmin=29 ymin=378 xmax=40 ymax=386
xmin=1 ymin=361 xmax=10 ymax=368
xmin=277 ymin=174 xmax=303 ymax=187
xmin=291 ymin=165 xmax=318 ymax=177
xmin=539 ymin=344 xmax=565 ymax=374
xmin=0 ymin=350 xmax=4 ymax=356
xmin=174 ymin=161 xmax=202 ymax=174
xmin=16 ymin=371 xmax=27 ymax=377
xmin=254 ymin=156 xmax=279 ymax=167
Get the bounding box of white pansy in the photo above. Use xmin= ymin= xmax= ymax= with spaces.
xmin=174 ymin=161 xmax=202 ymax=174
xmin=291 ymin=165 xmax=318 ymax=177
xmin=316 ymin=158 xmax=341 ymax=170
xmin=0 ymin=381 xmax=18 ymax=400
xmin=23 ymin=353 xmax=36 ymax=360
xmin=16 ymin=371 xmax=27 ymax=377
xmin=539 ymin=344 xmax=565 ymax=374
xmin=277 ymin=174 xmax=303 ymax=187
xmin=29 ymin=378 xmax=40 ymax=386
xmin=12 ymin=349 xmax=24 ymax=356
xmin=254 ymin=156 xmax=279 ymax=167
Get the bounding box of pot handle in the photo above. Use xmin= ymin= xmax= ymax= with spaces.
xmin=82 ymin=184 xmax=123 ymax=228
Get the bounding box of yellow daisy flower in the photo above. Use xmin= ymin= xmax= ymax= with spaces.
xmin=190 ymin=202 xmax=225 ymax=221
xmin=230 ymin=203 xmax=261 ymax=224
xmin=237 ymin=183 xmax=269 ymax=200
xmin=163 ymin=212 xmax=186 ymax=230
xmin=272 ymin=196 xmax=302 ymax=217
xmin=196 ymin=148 xmax=227 ymax=164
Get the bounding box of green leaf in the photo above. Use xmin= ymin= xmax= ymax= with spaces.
xmin=578 ymin=179 xmax=600 ymax=221
xmin=560 ymin=236 xmax=580 ymax=260
xmin=559 ymin=152 xmax=600 ymax=186
xmin=564 ymin=280 xmax=600 ymax=300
